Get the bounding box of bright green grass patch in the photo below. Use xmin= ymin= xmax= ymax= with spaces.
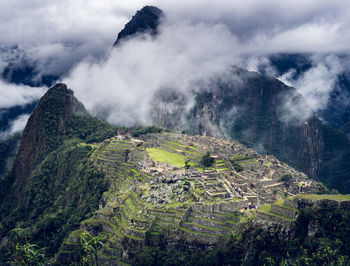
xmin=258 ymin=204 xmax=271 ymax=212
xmin=187 ymin=145 xmax=198 ymax=151
xmin=275 ymin=199 xmax=285 ymax=206
xmin=239 ymin=160 xmax=259 ymax=165
xmin=139 ymin=183 xmax=151 ymax=197
xmin=130 ymin=168 xmax=140 ymax=176
xmin=296 ymin=194 xmax=350 ymax=201
xmin=233 ymin=197 xmax=243 ymax=202
xmin=226 ymin=220 xmax=238 ymax=225
xmin=217 ymin=168 xmax=230 ymax=171
xmin=80 ymin=142 xmax=98 ymax=149
xmin=186 ymin=150 xmax=203 ymax=157
xmin=138 ymin=176 xmax=147 ymax=182
xmin=230 ymin=155 xmax=254 ymax=161
xmin=126 ymin=198 xmax=138 ymax=213
xmin=146 ymin=147 xmax=187 ymax=167
xmin=144 ymin=174 xmax=152 ymax=179
xmin=239 ymin=216 xmax=248 ymax=223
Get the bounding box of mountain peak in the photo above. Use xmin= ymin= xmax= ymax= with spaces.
xmin=113 ymin=5 xmax=164 ymax=46
xmin=11 ymin=83 xmax=85 ymax=203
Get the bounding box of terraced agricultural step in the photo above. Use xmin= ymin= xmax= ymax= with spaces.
xmin=149 ymin=210 xmax=184 ymax=220
xmin=182 ymin=221 xmax=223 ymax=235
xmin=270 ymin=204 xmax=299 ymax=219
xmin=187 ymin=216 xmax=234 ymax=235
xmin=256 ymin=210 xmax=294 ymax=226
xmin=179 ymin=226 xmax=221 ymax=244
xmin=125 ymin=197 xmax=140 ymax=214
xmin=102 ymin=242 xmax=123 ymax=258
xmin=81 ymin=218 xmax=119 ymax=236
xmin=122 ymin=227 xmax=147 ymax=239
xmin=153 ymin=216 xmax=178 ymax=227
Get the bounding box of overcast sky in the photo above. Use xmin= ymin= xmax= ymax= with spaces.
xmin=1 ymin=0 xmax=350 ymax=54
xmin=1 ymin=0 xmax=350 ymax=131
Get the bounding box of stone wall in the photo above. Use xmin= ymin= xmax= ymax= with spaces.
xmin=190 ymin=201 xmax=246 ymax=214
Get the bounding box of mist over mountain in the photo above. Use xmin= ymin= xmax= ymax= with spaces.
xmin=253 ymin=53 xmax=350 ymax=130
xmin=2 ymin=1 xmax=350 ymax=137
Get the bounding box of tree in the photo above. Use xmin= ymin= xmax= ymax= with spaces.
xmin=184 ymin=160 xmax=191 ymax=170
xmin=200 ymin=152 xmax=214 ymax=169
xmin=79 ymin=231 xmax=105 ymax=266
xmin=9 ymin=228 xmax=45 ymax=265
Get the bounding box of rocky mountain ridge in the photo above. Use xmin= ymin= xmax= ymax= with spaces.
xmin=113 ymin=6 xmax=163 ymax=46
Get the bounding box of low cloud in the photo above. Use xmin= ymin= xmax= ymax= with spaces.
xmin=277 ymin=55 xmax=344 ymax=123
xmin=64 ymin=21 xmax=239 ymax=126
xmin=2 ymin=0 xmax=350 ymax=128
xmin=0 ymin=79 xmax=46 ymax=109
xmin=0 ymin=114 xmax=29 ymax=140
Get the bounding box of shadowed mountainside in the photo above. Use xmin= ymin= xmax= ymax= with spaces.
xmin=113 ymin=6 xmax=163 ymax=46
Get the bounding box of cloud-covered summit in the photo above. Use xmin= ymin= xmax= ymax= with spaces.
xmin=1 ymin=0 xmax=350 ymax=131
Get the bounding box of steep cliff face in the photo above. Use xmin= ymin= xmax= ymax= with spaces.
xmin=0 ymin=133 xmax=21 ymax=178
xmin=298 ymin=117 xmax=324 ymax=178
xmin=12 ymin=83 xmax=85 ymax=203
xmin=113 ymin=6 xmax=164 ymax=46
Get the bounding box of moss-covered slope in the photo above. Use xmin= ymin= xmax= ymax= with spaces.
xmin=0 ymin=83 xmax=116 ymax=261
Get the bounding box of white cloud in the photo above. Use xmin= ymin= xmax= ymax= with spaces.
xmin=278 ymin=55 xmax=343 ymax=116
xmin=64 ymin=21 xmax=239 ymax=126
xmin=0 ymin=79 xmax=46 ymax=108
xmin=1 ymin=0 xmax=350 ymax=127
xmin=1 ymin=0 xmax=350 ymax=80
xmin=0 ymin=114 xmax=29 ymax=140
xmin=8 ymin=114 xmax=30 ymax=134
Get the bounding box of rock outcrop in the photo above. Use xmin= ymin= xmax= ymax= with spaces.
xmin=113 ymin=6 xmax=164 ymax=46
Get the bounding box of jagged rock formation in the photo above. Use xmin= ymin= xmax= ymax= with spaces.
xmin=113 ymin=6 xmax=164 ymax=46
